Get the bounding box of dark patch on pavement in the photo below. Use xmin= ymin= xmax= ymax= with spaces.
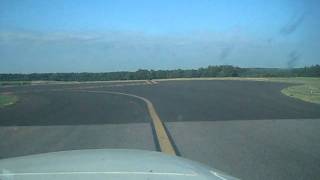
xmin=0 ymin=90 xmax=149 ymax=126
xmin=150 ymin=122 xmax=161 ymax=152
xmin=96 ymin=80 xmax=320 ymax=121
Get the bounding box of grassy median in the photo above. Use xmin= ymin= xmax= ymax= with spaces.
xmin=267 ymin=77 xmax=320 ymax=104
xmin=0 ymin=94 xmax=18 ymax=108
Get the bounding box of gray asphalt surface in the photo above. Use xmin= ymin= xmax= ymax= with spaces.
xmin=166 ymin=119 xmax=320 ymax=180
xmin=0 ymin=123 xmax=156 ymax=158
xmin=0 ymin=90 xmax=150 ymax=126
xmin=98 ymin=80 xmax=320 ymax=121
xmin=1 ymin=80 xmax=320 ymax=180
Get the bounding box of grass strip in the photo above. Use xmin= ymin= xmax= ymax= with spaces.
xmin=0 ymin=94 xmax=18 ymax=107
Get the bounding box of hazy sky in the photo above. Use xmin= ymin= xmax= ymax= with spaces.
xmin=0 ymin=0 xmax=319 ymax=73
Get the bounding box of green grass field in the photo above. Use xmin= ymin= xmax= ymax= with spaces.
xmin=266 ymin=77 xmax=320 ymax=104
xmin=0 ymin=94 xmax=18 ymax=108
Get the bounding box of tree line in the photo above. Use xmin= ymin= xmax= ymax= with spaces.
xmin=0 ymin=65 xmax=319 ymax=81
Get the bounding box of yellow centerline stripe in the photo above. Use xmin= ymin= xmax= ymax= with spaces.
xmin=73 ymin=89 xmax=176 ymax=155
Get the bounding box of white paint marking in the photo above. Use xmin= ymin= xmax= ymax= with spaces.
xmin=210 ymin=170 xmax=228 ymax=180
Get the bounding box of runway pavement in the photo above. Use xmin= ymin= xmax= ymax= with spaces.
xmin=166 ymin=119 xmax=320 ymax=180
xmin=0 ymin=123 xmax=156 ymax=159
xmin=1 ymin=80 xmax=320 ymax=180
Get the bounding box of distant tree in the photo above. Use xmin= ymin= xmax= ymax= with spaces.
xmin=1 ymin=65 xmax=319 ymax=82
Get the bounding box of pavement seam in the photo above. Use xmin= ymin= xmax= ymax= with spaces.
xmin=150 ymin=122 xmax=161 ymax=152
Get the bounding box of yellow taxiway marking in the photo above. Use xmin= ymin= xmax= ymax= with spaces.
xmin=74 ymin=90 xmax=176 ymax=155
